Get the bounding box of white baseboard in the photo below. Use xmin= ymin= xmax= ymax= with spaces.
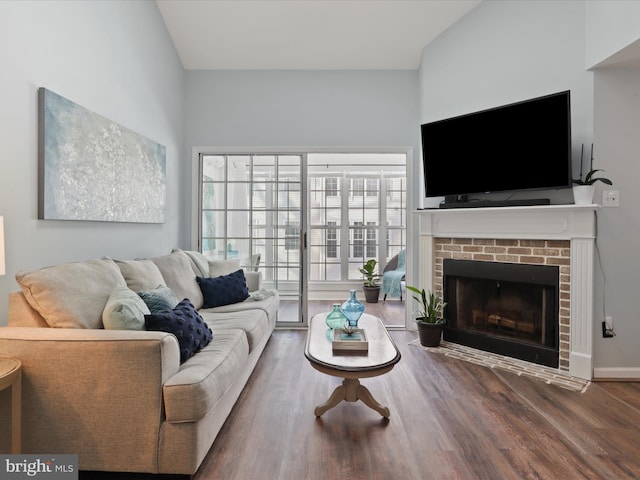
xmin=592 ymin=367 xmax=640 ymax=380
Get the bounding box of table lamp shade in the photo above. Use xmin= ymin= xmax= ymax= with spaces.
xmin=0 ymin=216 xmax=5 ymax=276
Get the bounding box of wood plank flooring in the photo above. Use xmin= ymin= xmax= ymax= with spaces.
xmin=284 ymin=298 xmax=406 ymax=327
xmin=82 ymin=330 xmax=640 ymax=480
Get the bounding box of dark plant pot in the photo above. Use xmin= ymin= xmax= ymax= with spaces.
xmin=363 ymin=286 xmax=380 ymax=303
xmin=417 ymin=320 xmax=444 ymax=347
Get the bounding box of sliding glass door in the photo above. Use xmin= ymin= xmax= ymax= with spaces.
xmin=199 ymin=154 xmax=304 ymax=325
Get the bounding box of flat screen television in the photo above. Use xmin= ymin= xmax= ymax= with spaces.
xmin=421 ymin=90 xmax=572 ymax=207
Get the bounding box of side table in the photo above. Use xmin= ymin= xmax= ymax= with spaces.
xmin=0 ymin=357 xmax=22 ymax=453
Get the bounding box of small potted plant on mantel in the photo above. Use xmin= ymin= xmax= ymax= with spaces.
xmin=573 ymin=144 xmax=613 ymax=205
xmin=406 ymin=285 xmax=447 ymax=347
xmin=359 ymin=259 xmax=382 ymax=303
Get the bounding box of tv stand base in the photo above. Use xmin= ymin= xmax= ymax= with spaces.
xmin=439 ymin=198 xmax=551 ymax=209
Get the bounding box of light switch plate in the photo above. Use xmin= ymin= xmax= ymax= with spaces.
xmin=602 ymin=190 xmax=619 ymax=207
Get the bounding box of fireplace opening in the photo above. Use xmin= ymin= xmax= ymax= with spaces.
xmin=443 ymin=259 xmax=559 ymax=368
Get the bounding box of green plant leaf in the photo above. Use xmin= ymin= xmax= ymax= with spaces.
xmin=574 ymin=168 xmax=613 ymax=186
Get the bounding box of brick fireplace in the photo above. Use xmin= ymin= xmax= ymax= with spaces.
xmin=436 ymin=239 xmax=568 ymax=369
xmin=415 ymin=205 xmax=597 ymax=380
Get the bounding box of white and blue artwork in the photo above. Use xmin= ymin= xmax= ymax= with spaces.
xmin=38 ymin=88 xmax=166 ymax=223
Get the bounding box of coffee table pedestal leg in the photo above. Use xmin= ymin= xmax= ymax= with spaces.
xmin=314 ymin=378 xmax=390 ymax=418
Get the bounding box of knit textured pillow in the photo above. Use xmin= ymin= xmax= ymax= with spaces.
xmin=144 ymin=299 xmax=213 ymax=363
xmin=138 ymin=285 xmax=180 ymax=313
xmin=197 ymin=269 xmax=249 ymax=309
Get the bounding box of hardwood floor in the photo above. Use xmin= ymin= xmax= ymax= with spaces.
xmin=283 ymin=298 xmax=406 ymax=327
xmin=83 ymin=330 xmax=640 ymax=480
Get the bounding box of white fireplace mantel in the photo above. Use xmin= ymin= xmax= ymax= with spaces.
xmin=415 ymin=204 xmax=598 ymax=380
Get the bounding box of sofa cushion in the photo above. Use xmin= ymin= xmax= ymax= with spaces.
xmin=138 ymin=285 xmax=180 ymax=313
xmin=150 ymin=250 xmax=204 ymax=309
xmin=145 ymin=299 xmax=213 ymax=363
xmin=102 ymin=286 xmax=150 ymax=330
xmin=15 ymin=257 xmax=127 ymax=329
xmin=116 ymin=259 xmax=166 ymax=292
xmin=163 ymin=329 xmax=249 ymax=423
xmin=197 ymin=269 xmax=249 ymax=308
xmin=208 ymin=259 xmax=241 ymax=278
xmin=200 ymin=289 xmax=279 ymax=331
xmin=200 ymin=309 xmax=269 ymax=352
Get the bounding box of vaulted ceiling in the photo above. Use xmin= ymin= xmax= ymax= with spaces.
xmin=156 ymin=0 xmax=481 ymax=70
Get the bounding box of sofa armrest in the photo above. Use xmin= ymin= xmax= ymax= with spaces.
xmin=0 ymin=327 xmax=180 ymax=472
xmin=245 ymin=271 xmax=262 ymax=292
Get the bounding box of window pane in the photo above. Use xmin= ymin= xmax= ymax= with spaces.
xmin=227 ymin=182 xmax=250 ymax=209
xmin=278 ymin=189 xmax=300 ymax=209
xmin=307 ymin=153 xmax=406 ymax=283
xmin=252 ymin=183 xmax=267 ymax=210
xmin=228 ymin=156 xmax=251 ymax=179
xmin=325 ymin=177 xmax=338 ymax=196
xmin=202 ymin=210 xmax=220 ymax=238
xmin=366 ymin=178 xmax=378 ymax=197
xmin=254 ymin=155 xmax=276 ymax=179
xmin=202 ymin=182 xmax=225 ymax=210
xmin=227 ymin=210 xmax=250 ymax=237
xmin=202 ymin=155 xmax=225 ymax=181
xmin=202 ymin=238 xmax=219 ymax=258
xmin=352 ymin=178 xmax=364 ymax=196
xmin=310 ymin=208 xmax=341 ymax=226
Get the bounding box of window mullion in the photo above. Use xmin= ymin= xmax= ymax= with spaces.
xmin=380 ymin=172 xmax=387 ymax=267
xmin=340 ymin=174 xmax=349 ymax=280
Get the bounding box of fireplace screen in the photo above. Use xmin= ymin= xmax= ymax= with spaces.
xmin=443 ymin=259 xmax=559 ymax=368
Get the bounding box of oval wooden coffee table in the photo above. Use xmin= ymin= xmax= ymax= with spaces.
xmin=305 ymin=312 xmax=401 ymax=418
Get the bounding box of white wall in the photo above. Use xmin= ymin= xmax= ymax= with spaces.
xmin=586 ymin=0 xmax=640 ymax=378
xmin=185 ymin=69 xmax=418 ymax=146
xmin=418 ymin=0 xmax=640 ymax=375
xmin=0 ymin=1 xmax=185 ymax=324
xmin=592 ymin=68 xmax=640 ymax=376
xmin=419 ymin=0 xmax=590 ymax=208
xmin=586 ymin=1 xmax=640 ymax=68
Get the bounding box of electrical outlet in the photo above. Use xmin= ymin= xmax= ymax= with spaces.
xmin=602 ymin=190 xmax=620 ymax=207
xmin=602 ymin=321 xmax=615 ymax=338
xmin=602 ymin=316 xmax=615 ymax=338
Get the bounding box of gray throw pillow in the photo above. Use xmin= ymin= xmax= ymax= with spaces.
xmin=138 ymin=285 xmax=180 ymax=313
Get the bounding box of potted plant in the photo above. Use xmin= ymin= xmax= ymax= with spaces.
xmin=572 ymin=169 xmax=613 ymax=205
xmin=573 ymin=145 xmax=613 ymax=205
xmin=359 ymin=259 xmax=382 ymax=303
xmin=406 ymin=285 xmax=447 ymax=347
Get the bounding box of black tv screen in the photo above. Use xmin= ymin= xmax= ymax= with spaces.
xmin=421 ymin=91 xmax=572 ymax=200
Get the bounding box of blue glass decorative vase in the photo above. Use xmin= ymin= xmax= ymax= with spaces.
xmin=325 ymin=304 xmax=347 ymax=330
xmin=341 ymin=290 xmax=365 ymax=327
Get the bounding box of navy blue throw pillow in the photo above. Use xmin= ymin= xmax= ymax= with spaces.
xmin=197 ymin=269 xmax=249 ymax=308
xmin=144 ymin=299 xmax=213 ymax=363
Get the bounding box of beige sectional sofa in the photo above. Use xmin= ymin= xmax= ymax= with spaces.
xmin=0 ymin=249 xmax=278 ymax=475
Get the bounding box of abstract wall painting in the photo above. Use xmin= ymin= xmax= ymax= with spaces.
xmin=38 ymin=88 xmax=166 ymax=223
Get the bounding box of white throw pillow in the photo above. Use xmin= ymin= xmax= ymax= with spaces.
xmin=102 ymin=286 xmax=150 ymax=330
